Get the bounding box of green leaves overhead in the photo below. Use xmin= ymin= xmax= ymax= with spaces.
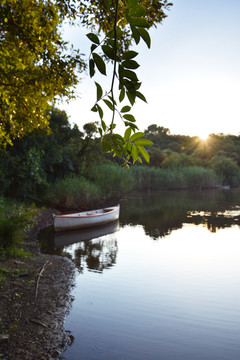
xmin=0 ymin=0 xmax=85 ymax=148
xmin=85 ymin=0 xmax=170 ymax=165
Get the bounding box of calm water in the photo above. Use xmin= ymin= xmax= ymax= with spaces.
xmin=40 ymin=189 xmax=240 ymax=360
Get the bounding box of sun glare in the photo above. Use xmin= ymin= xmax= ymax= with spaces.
xmin=198 ymin=133 xmax=209 ymax=141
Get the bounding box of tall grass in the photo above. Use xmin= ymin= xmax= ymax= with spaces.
xmin=45 ymin=176 xmax=101 ymax=209
xmin=129 ymin=166 xmax=220 ymax=191
xmin=45 ymin=164 xmax=135 ymax=209
xmin=45 ymin=164 xmax=221 ymax=209
xmin=90 ymin=163 xmax=135 ymax=199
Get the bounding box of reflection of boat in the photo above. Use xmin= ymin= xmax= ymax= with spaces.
xmin=54 ymin=220 xmax=120 ymax=248
xmin=53 ymin=205 xmax=120 ymax=232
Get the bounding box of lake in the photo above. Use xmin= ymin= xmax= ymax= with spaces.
xmin=41 ymin=188 xmax=240 ymax=360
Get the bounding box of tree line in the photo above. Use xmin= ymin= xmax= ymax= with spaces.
xmin=1 ymin=109 xmax=240 ymax=202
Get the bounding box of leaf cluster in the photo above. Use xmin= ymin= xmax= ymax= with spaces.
xmin=87 ymin=0 xmax=164 ymax=165
xmin=0 ymin=0 xmax=85 ymax=148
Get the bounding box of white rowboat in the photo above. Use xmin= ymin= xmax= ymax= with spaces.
xmin=53 ymin=204 xmax=120 ymax=232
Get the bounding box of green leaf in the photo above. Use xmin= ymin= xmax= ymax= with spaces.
xmin=124 ymin=121 xmax=138 ymax=131
xmin=121 ymin=106 xmax=131 ymax=113
xmin=131 ymin=144 xmax=138 ymax=163
xmin=93 ymin=53 xmax=106 ymax=75
xmin=130 ymin=25 xmax=140 ymax=44
xmin=129 ymin=6 xmax=145 ymax=17
xmin=138 ymin=146 xmax=150 ymax=163
xmin=101 ymin=119 xmax=107 ymax=132
xmin=104 ymin=0 xmax=111 ymax=11
xmin=134 ymin=138 xmax=153 ymax=146
xmin=108 ymin=95 xmax=117 ymax=105
xmin=119 ymin=87 xmax=125 ymax=102
xmin=123 ymin=114 xmax=136 ymax=122
xmin=102 ymin=45 xmax=116 ymax=61
xmin=113 ymin=133 xmax=124 ymax=142
xmin=138 ymin=28 xmax=151 ymax=48
xmin=103 ymin=99 xmax=114 ymax=110
xmin=131 ymin=18 xmax=150 ymax=28
xmin=129 ymin=132 xmax=144 ymax=142
xmin=97 ymin=104 xmax=104 ymax=119
xmin=89 ymin=59 xmax=95 ymax=78
xmin=126 ymin=90 xmax=136 ymax=106
xmin=95 ymin=82 xmax=103 ymax=101
xmin=86 ymin=33 xmax=100 ymax=45
xmin=136 ymin=91 xmax=147 ymax=102
xmin=126 ymin=0 xmax=139 ymax=8
xmin=122 ymin=69 xmax=138 ymax=82
xmin=122 ymin=51 xmax=138 ymax=60
xmin=124 ymin=127 xmax=132 ymax=141
xmin=91 ymin=44 xmax=98 ymax=52
xmin=91 ymin=104 xmax=98 ymax=112
xmin=122 ymin=60 xmax=140 ymax=69
xmin=102 ymin=138 xmax=112 ymax=153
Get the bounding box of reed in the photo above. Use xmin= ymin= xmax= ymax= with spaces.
xmin=129 ymin=166 xmax=219 ymax=191
xmin=45 ymin=176 xmax=101 ymax=209
xmin=90 ymin=163 xmax=135 ymax=199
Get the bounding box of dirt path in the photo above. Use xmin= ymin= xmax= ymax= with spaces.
xmin=0 ymin=210 xmax=76 ymax=360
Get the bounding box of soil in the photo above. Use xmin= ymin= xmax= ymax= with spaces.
xmin=0 ymin=209 xmax=76 ymax=360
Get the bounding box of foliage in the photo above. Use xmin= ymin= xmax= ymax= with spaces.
xmin=0 ymin=0 xmax=85 ymax=147
xmin=45 ymin=176 xmax=102 ymax=209
xmin=86 ymin=0 xmax=172 ymax=164
xmin=45 ymin=163 xmax=135 ymax=209
xmin=0 ymin=108 xmax=104 ymax=197
xmin=209 ymin=154 xmax=240 ymax=186
xmin=88 ymin=163 xmax=135 ymax=198
xmin=80 ymin=0 xmax=172 ymax=39
xmin=0 ymin=198 xmax=37 ymax=249
xmin=130 ymin=166 xmax=219 ymax=191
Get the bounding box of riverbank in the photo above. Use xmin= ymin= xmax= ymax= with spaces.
xmin=0 ymin=209 xmax=76 ymax=360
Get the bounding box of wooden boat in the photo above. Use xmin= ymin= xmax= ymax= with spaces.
xmin=53 ymin=204 xmax=120 ymax=232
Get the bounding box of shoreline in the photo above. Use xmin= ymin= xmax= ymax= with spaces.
xmin=0 ymin=209 xmax=76 ymax=360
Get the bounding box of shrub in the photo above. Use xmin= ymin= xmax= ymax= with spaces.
xmin=45 ymin=176 xmax=101 ymax=209
xmin=0 ymin=198 xmax=37 ymax=249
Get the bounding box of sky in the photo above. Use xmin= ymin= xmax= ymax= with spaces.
xmin=60 ymin=0 xmax=240 ymax=139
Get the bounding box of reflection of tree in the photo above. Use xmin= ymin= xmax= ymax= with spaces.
xmin=186 ymin=213 xmax=240 ymax=233
xmin=39 ymin=222 xmax=119 ymax=272
xmin=74 ymin=238 xmax=118 ymax=273
xmin=121 ymin=189 xmax=240 ymax=239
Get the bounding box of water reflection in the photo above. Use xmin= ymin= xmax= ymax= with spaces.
xmin=39 ymin=220 xmax=119 ymax=273
xmin=38 ymin=189 xmax=240 ymax=360
xmin=121 ymin=189 xmax=240 ymax=239
xmin=39 ymin=189 xmax=240 ymax=268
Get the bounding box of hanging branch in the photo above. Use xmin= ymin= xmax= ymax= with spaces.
xmin=87 ymin=0 xmax=155 ymax=165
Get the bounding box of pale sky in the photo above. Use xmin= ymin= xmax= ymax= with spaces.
xmin=60 ymin=0 xmax=240 ymax=138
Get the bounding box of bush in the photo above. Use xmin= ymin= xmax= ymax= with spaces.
xmin=45 ymin=176 xmax=102 ymax=209
xmin=0 ymin=198 xmax=37 ymax=249
xmin=210 ymin=155 xmax=240 ymax=186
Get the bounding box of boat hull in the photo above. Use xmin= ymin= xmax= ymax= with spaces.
xmin=53 ymin=205 xmax=120 ymax=232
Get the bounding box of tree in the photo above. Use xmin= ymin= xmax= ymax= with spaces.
xmin=0 ymin=0 xmax=85 ymax=147
xmin=1 ymin=0 xmax=172 ymax=163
